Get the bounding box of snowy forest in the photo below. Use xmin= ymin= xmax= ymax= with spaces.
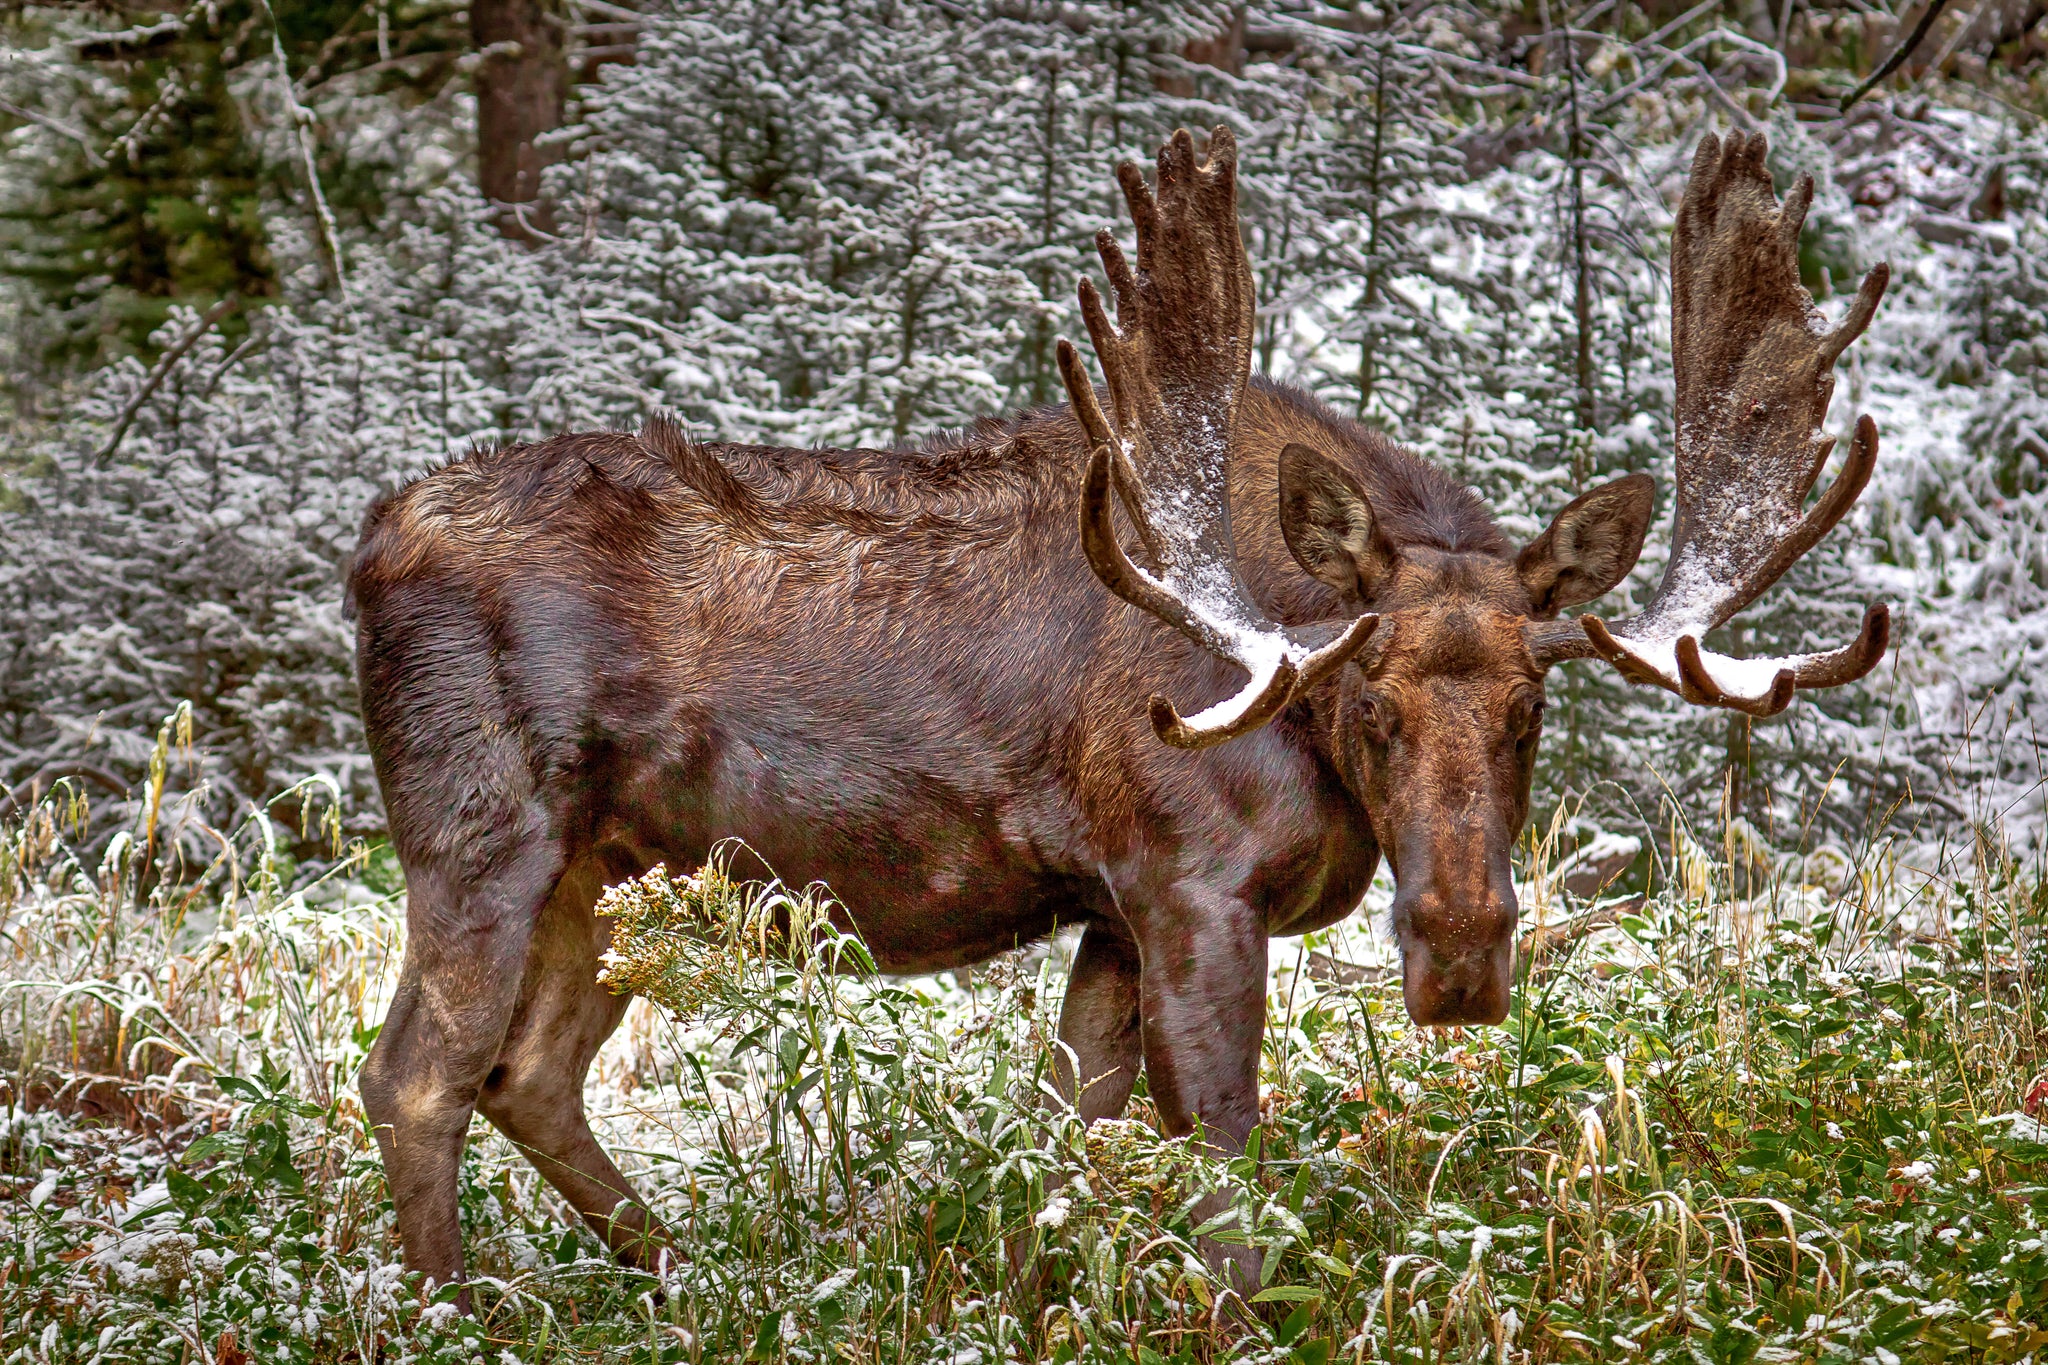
xmin=3 ymin=0 xmax=2047 ymax=865
xmin=3 ymin=2 xmax=2048 ymax=1362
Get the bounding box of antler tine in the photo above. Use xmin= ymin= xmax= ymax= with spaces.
xmin=1060 ymin=339 xmax=1238 ymax=659
xmin=1116 ymin=161 xmax=1160 ymax=276
xmin=1058 ymin=127 xmax=1379 ymax=749
xmin=1819 ymin=260 xmax=1890 ymax=381
xmin=1537 ymin=131 xmax=1894 ymax=715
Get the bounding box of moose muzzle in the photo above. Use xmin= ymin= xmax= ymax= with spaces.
xmin=1390 ymin=830 xmax=1519 ymax=1026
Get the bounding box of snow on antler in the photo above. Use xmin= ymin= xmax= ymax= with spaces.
xmin=1057 ymin=126 xmax=1377 ymax=749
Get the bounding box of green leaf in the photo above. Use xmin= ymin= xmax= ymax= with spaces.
xmin=777 ymin=1028 xmax=807 ymax=1075
xmin=165 ymin=1168 xmax=211 ymax=1210
xmin=1994 ymin=1139 xmax=2048 ymax=1165
xmin=1530 ymin=1062 xmax=1600 ymax=1095
xmin=181 ymin=1132 xmax=233 ymax=1164
xmin=1291 ymin=1339 xmax=1335 ymax=1365
xmin=1706 ymin=1319 xmax=1762 ymax=1365
xmin=1252 ymin=1286 xmax=1321 ymax=1304
xmin=215 ymin=1075 xmax=263 ymax=1101
xmin=746 ymin=1311 xmax=782 ymax=1361
xmin=1306 ymin=1251 xmax=1354 ymax=1278
xmin=1868 ymin=1302 xmax=1923 ymax=1349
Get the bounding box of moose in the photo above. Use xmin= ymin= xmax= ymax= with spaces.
xmin=348 ymin=128 xmax=1890 ymax=1296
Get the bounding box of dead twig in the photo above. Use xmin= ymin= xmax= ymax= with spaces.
xmin=1841 ymin=0 xmax=1954 ymax=111
xmin=1649 ymin=1075 xmax=1730 ymax=1181
xmin=0 ymin=763 xmax=132 ymax=822
xmin=1306 ymin=952 xmax=1391 ymax=987
xmin=94 ymin=297 xmax=241 ymax=467
xmin=0 ymin=97 xmax=104 ymax=163
xmin=1518 ymin=898 xmax=1645 ymax=970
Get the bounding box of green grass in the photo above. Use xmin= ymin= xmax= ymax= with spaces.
xmin=1 ymin=718 xmax=2044 ymax=1362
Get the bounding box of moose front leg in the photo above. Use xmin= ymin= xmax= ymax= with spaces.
xmin=1053 ymin=921 xmax=1144 ymax=1122
xmin=1128 ymin=885 xmax=1269 ymax=1297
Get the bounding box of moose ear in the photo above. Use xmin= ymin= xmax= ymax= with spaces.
xmin=1279 ymin=443 xmax=1398 ymax=599
xmin=1517 ymin=474 xmax=1655 ymax=617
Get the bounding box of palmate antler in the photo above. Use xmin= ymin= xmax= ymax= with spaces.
xmin=1056 ymin=128 xmax=1378 ymax=748
xmin=1525 ymin=131 xmax=1893 ymax=717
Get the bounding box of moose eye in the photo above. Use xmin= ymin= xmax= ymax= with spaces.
xmin=1513 ymin=694 xmax=1547 ymax=737
xmin=1359 ymin=695 xmax=1396 ymax=744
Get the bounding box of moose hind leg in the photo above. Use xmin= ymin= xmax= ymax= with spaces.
xmin=476 ymin=860 xmax=670 ymax=1269
xmin=358 ymin=836 xmax=564 ymax=1301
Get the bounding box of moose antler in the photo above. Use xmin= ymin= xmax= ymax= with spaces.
xmin=1526 ymin=131 xmax=1892 ymax=717
xmin=1056 ymin=127 xmax=1378 ymax=749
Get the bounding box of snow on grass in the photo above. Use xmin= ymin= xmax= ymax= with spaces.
xmin=2 ymin=754 xmax=2041 ymax=1363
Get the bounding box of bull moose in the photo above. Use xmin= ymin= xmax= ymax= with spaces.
xmin=348 ymin=128 xmax=1890 ymax=1297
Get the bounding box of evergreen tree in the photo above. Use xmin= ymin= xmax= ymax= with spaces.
xmin=1265 ymin=3 xmax=1488 ymax=437
xmin=0 ymin=0 xmax=470 ymax=372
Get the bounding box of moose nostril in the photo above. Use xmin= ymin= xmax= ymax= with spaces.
xmin=1412 ymin=975 xmax=1510 ymax=1027
xmin=1398 ymin=924 xmax=1516 ymax=1027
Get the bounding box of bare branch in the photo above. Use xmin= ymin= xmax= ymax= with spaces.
xmin=257 ymin=0 xmax=348 ymax=294
xmin=71 ymin=17 xmax=184 ymax=59
xmin=1841 ymin=0 xmax=1954 ymax=112
xmin=0 ymin=763 xmax=132 ymax=822
xmin=0 ymin=96 xmax=104 ymax=162
xmin=96 ymin=297 xmax=243 ymax=467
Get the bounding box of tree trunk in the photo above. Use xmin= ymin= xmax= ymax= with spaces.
xmin=1358 ymin=37 xmax=1388 ymax=419
xmin=1181 ymin=7 xmax=1246 ymax=76
xmin=1721 ymin=619 xmax=1749 ymax=835
xmin=472 ymin=0 xmax=567 ymax=238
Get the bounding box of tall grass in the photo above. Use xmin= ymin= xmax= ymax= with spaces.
xmin=0 ymin=712 xmax=2043 ymax=1363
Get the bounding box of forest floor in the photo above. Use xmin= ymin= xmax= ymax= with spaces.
xmin=0 ymin=728 xmax=2043 ymax=1363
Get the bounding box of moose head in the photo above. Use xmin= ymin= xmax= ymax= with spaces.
xmin=1056 ymin=129 xmax=1891 ymax=1025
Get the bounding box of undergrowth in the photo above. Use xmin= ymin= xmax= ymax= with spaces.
xmin=0 ymin=715 xmax=2044 ymax=1363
